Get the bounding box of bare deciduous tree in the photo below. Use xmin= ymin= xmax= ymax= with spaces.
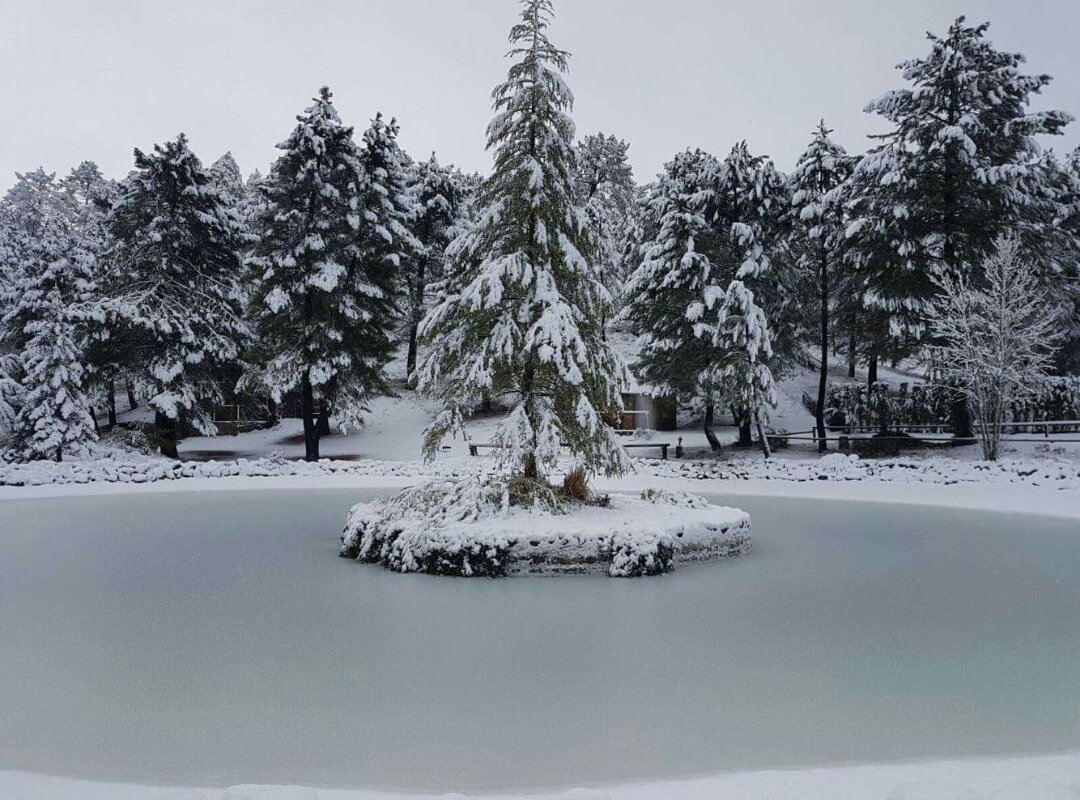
xmin=929 ymin=237 xmax=1061 ymax=461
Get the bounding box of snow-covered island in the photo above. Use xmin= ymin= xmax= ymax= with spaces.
xmin=341 ymin=483 xmax=752 ymax=577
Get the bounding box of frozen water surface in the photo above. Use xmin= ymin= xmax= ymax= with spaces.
xmin=1 ymin=488 xmax=1079 ymax=792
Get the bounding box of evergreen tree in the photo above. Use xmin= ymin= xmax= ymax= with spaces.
xmin=624 ymin=149 xmax=723 ymax=430
xmin=625 ymin=143 xmax=785 ymax=455
xmin=246 ymin=89 xmax=408 ymax=461
xmin=0 ymin=169 xmax=98 ymax=460
xmin=575 ymin=133 xmax=636 ymax=305
xmin=105 ymin=135 xmax=249 ymax=455
xmin=418 ymin=0 xmax=629 ymax=486
xmin=1054 ymin=147 xmax=1080 ymax=373
xmin=61 ymin=161 xmax=124 ymax=427
xmin=788 ymin=122 xmax=856 ymax=451
xmin=846 ymin=17 xmax=1073 ymax=394
xmin=17 ymin=308 xmax=98 ymax=461
xmin=208 ymin=152 xmax=246 ymax=207
xmin=698 ymin=142 xmax=787 ymax=450
xmin=405 ymin=153 xmax=464 ymax=378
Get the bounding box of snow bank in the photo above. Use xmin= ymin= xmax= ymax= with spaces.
xmin=2 ymin=450 xmax=1079 ymax=492
xmin=648 ymin=451 xmax=1080 ymax=488
xmin=340 ymin=482 xmax=751 ymax=577
xmin=5 ymin=756 xmax=1080 ymax=800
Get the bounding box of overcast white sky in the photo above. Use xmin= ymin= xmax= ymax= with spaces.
xmin=0 ymin=0 xmax=1077 ymax=190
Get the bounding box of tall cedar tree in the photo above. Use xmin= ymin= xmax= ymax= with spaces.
xmin=247 ymin=89 xmax=413 ymax=461
xmin=418 ymin=0 xmax=630 ymax=485
xmin=106 ymin=135 xmax=250 ymax=455
xmin=0 ymin=169 xmax=98 ymax=460
xmin=788 ymin=122 xmax=856 ymax=451
xmin=405 ymin=153 xmax=462 ymax=378
xmin=846 ymin=17 xmax=1073 ymax=399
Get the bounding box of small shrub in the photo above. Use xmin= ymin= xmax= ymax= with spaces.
xmin=101 ymin=424 xmax=159 ymax=456
xmin=609 ymin=532 xmax=674 ymax=577
xmin=561 ymin=467 xmax=590 ymax=502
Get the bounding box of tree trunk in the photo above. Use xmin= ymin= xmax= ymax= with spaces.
xmin=127 ymin=383 xmax=138 ymax=411
xmin=301 ymin=372 xmax=320 ymax=462
xmin=406 ymin=318 xmax=421 ymax=380
xmin=755 ymin=412 xmax=772 ymax=459
xmin=738 ymin=421 xmax=752 ymax=447
xmin=90 ymin=407 xmax=100 ymax=436
xmin=55 ymin=446 xmax=63 ymax=463
xmin=107 ymin=378 xmax=117 ymax=429
xmin=951 ymin=391 xmax=973 ymax=440
xmin=867 ymin=351 xmax=878 ymax=386
xmin=154 ymin=411 xmax=179 ymax=459
xmin=847 ymin=330 xmax=857 ymax=378
xmin=816 ymin=252 xmax=829 ymax=453
xmin=317 ymin=402 xmax=331 ymax=437
xmin=520 ymin=359 xmax=539 ymax=478
xmin=703 ymin=403 xmax=721 ymax=452
xmin=266 ymin=396 xmax=279 ymax=428
xmin=406 ymin=259 xmax=426 ymax=379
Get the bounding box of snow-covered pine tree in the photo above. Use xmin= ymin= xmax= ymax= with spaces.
xmin=575 ymin=133 xmax=635 ymax=306
xmin=1054 ymin=147 xmax=1080 ymax=373
xmin=61 ymin=161 xmax=124 ymax=427
xmin=246 ymin=89 xmax=408 ymax=461
xmin=624 ymin=143 xmax=784 ymax=456
xmin=699 ymin=142 xmax=787 ymax=451
xmin=418 ymin=0 xmax=629 ymax=488
xmin=788 ymin=122 xmax=856 ymax=451
xmin=623 ymin=149 xmax=724 ymax=431
xmin=208 ymin=152 xmax=246 ymax=208
xmin=614 ymin=183 xmax=653 ymax=292
xmin=105 ymin=135 xmax=250 ymax=455
xmin=405 ymin=153 xmax=463 ymax=378
xmin=846 ymin=17 xmax=1074 ymax=393
xmin=17 ymin=304 xmax=98 ymax=461
xmin=0 ymin=169 xmax=98 ymax=460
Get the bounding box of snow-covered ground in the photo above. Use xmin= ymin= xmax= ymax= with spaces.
xmin=3 ymin=759 xmax=1080 ymax=800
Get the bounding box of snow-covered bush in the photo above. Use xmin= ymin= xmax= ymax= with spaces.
xmin=99 ymin=425 xmax=159 ymax=456
xmin=825 ymin=382 xmax=954 ymax=431
xmin=341 ymin=480 xmax=515 ymax=577
xmin=1010 ymin=377 xmax=1080 ymax=426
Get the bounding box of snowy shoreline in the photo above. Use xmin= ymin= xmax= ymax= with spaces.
xmin=3 ymin=453 xmax=1080 ymax=520
xmin=2 ymin=451 xmax=1080 ymax=489
xmin=4 ymin=750 xmax=1080 ymax=800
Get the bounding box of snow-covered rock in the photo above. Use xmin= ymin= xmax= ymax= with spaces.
xmin=340 ymin=482 xmax=751 ymax=577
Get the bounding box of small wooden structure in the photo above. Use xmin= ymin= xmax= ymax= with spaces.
xmin=620 ymin=392 xmax=677 ymax=432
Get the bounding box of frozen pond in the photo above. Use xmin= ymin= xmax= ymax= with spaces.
xmin=1 ymin=488 xmax=1079 ymax=792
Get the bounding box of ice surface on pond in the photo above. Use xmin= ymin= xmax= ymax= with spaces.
xmin=1 ymin=489 xmax=1080 ymax=792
